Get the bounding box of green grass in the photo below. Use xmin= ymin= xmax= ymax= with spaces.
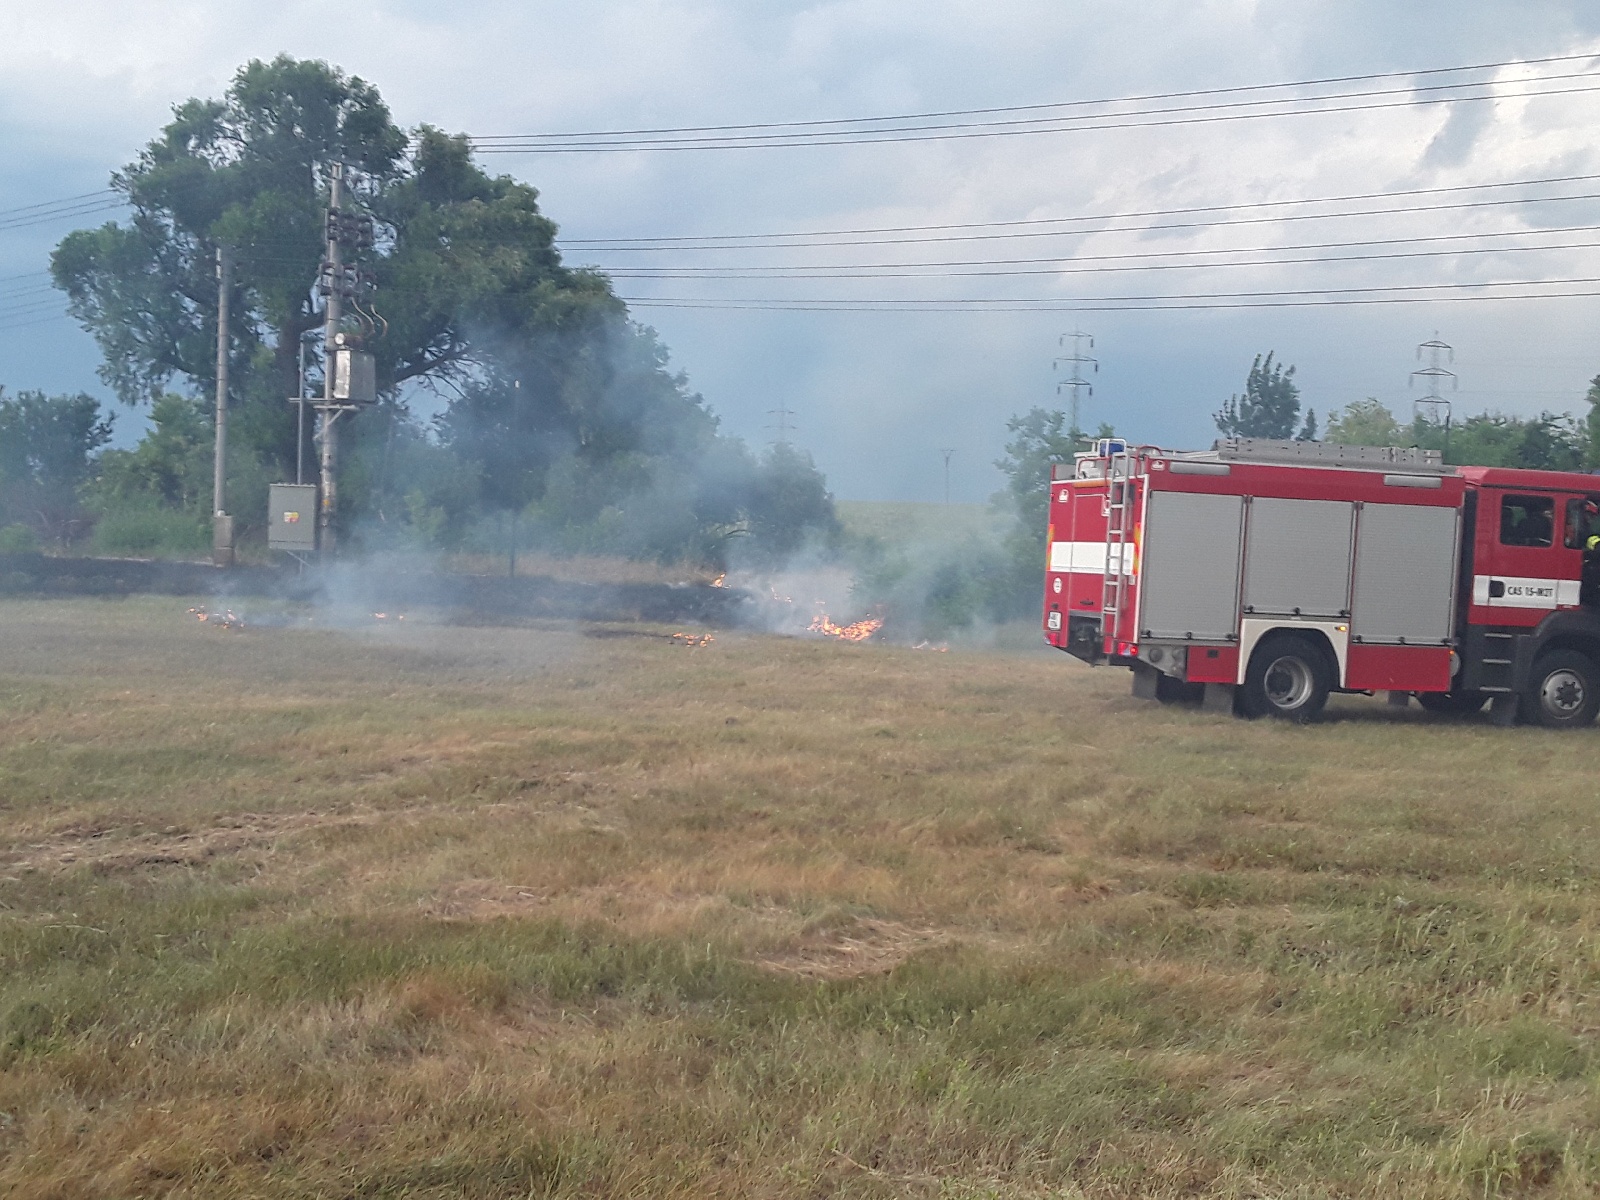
xmin=2 ymin=596 xmax=1600 ymax=1196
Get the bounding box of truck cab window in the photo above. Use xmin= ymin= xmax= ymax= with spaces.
xmin=1500 ymin=495 xmax=1554 ymax=547
xmin=1565 ymin=496 xmax=1600 ymax=550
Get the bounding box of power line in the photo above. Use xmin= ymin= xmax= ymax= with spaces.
xmin=471 ymin=53 xmax=1600 ymax=146
xmin=596 ymin=234 xmax=1600 ymax=280
xmin=0 ymin=196 xmax=123 ymax=233
xmin=621 ymin=290 xmax=1600 ymax=312
xmin=583 ymin=222 xmax=1600 ymax=270
xmin=473 ymin=52 xmax=1600 ymax=141
xmin=0 ymin=189 xmax=117 ymax=219
xmin=228 ymin=216 xmax=1600 ymax=277
xmin=562 ymin=171 xmax=1600 ymax=248
xmin=567 ymin=188 xmax=1600 ymax=253
xmin=472 ymin=75 xmax=1600 ymax=153
xmin=619 ymin=275 xmax=1600 ymax=312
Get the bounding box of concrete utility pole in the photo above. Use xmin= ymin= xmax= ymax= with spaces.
xmin=212 ymin=245 xmax=233 ymax=566
xmin=318 ymin=164 xmax=346 ymax=559
xmin=311 ymin=162 xmax=380 ymax=558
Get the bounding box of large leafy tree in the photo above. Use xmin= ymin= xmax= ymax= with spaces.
xmin=1214 ymin=352 xmax=1312 ymax=441
xmin=1325 ymin=397 xmax=1402 ymax=446
xmin=49 ymin=58 xmax=617 ymax=479
xmin=51 ymin=57 xmax=408 ymax=412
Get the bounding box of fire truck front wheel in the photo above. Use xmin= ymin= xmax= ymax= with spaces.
xmin=1240 ymin=634 xmax=1333 ymax=723
xmin=1525 ymin=649 xmax=1600 ymax=729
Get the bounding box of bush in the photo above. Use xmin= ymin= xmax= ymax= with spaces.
xmin=89 ymin=506 xmax=209 ymax=558
xmin=0 ymin=524 xmax=38 ymax=553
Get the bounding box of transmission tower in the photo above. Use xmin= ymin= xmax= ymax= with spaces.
xmin=766 ymin=406 xmax=796 ymax=447
xmin=1410 ymin=332 xmax=1457 ymax=433
xmin=939 ymin=448 xmax=956 ymax=504
xmin=1054 ymin=330 xmax=1097 ymax=436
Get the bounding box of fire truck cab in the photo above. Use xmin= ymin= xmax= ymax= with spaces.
xmin=1042 ymin=438 xmax=1600 ymax=728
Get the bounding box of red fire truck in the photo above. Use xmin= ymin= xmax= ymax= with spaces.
xmin=1042 ymin=438 xmax=1600 ymax=728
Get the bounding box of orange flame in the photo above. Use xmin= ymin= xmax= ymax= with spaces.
xmin=808 ymin=611 xmax=884 ymax=642
xmin=710 ymin=574 xmax=727 ymax=588
xmin=672 ymin=631 xmax=715 ymax=647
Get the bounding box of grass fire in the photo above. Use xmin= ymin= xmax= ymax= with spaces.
xmin=807 ymin=610 xmax=885 ymax=641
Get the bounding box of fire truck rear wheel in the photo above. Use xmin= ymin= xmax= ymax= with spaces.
xmin=1241 ymin=634 xmax=1332 ymax=723
xmin=1525 ymin=649 xmax=1600 ymax=729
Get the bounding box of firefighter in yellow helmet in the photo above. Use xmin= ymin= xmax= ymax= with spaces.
xmin=1583 ymin=500 xmax=1600 ymax=606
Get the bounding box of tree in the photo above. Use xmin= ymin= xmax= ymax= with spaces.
xmin=984 ymin=407 xmax=1104 ymax=622
xmin=995 ymin=408 xmax=1082 ymax=538
xmin=0 ymin=389 xmax=113 ymax=543
xmin=1436 ymin=412 xmax=1585 ymax=471
xmin=52 ymin=57 xmax=407 ymax=412
xmin=1325 ymin=398 xmax=1403 ymax=446
xmin=86 ymin=393 xmax=213 ymax=513
xmin=48 ymin=57 xmax=614 ymax=504
xmin=1584 ymin=374 xmax=1600 ymax=469
xmin=739 ymin=442 xmax=841 ymax=565
xmin=1214 ymin=352 xmax=1302 ymax=439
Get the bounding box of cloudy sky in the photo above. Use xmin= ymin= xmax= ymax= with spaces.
xmin=4 ymin=1 xmax=1600 ymax=501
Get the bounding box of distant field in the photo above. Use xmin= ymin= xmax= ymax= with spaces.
xmin=836 ymin=499 xmax=1006 ymax=547
xmin=3 ymin=598 xmax=1600 ymax=1197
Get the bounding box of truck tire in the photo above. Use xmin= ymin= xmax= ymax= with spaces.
xmin=1416 ymin=690 xmax=1489 ymax=716
xmin=1240 ymin=634 xmax=1332 ymax=723
xmin=1524 ymin=649 xmax=1600 ymax=729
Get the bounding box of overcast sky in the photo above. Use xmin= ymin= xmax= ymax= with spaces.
xmin=4 ymin=1 xmax=1600 ymax=501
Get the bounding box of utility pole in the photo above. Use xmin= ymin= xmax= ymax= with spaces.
xmin=1054 ymin=330 xmax=1097 ymax=439
xmin=1410 ymin=332 xmax=1456 ymax=458
xmin=318 ymin=165 xmax=346 ymax=558
xmin=940 ymin=448 xmax=956 ymax=504
xmin=212 ymin=245 xmax=233 ymax=566
xmin=314 ymin=163 xmax=378 ymax=558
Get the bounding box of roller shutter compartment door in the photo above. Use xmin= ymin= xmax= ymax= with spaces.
xmin=1138 ymin=490 xmax=1244 ymax=641
xmin=1351 ymin=502 xmax=1459 ymax=645
xmin=1241 ymin=497 xmax=1354 ymax=618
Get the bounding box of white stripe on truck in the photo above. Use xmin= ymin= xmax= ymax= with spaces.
xmin=1471 ymin=575 xmax=1579 ymax=609
xmin=1049 ymin=541 xmax=1131 ymax=574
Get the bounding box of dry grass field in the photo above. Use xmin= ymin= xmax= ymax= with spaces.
xmin=2 ymin=597 xmax=1600 ymax=1198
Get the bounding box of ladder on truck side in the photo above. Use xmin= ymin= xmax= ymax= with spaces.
xmin=1100 ymin=450 xmax=1140 ymax=651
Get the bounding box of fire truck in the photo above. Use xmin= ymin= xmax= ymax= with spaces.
xmin=1042 ymin=437 xmax=1600 ymax=728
